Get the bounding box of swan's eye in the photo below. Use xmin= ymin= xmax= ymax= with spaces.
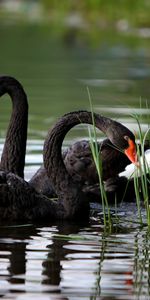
xmin=124 ymin=135 xmax=129 ymax=141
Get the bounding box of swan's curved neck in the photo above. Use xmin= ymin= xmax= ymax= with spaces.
xmin=0 ymin=76 xmax=28 ymax=178
xmin=44 ymin=111 xmax=112 ymax=191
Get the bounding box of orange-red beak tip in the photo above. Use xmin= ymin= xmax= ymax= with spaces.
xmin=124 ymin=138 xmax=137 ymax=165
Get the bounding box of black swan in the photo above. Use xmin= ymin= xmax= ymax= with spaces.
xmin=0 ymin=110 xmax=137 ymax=221
xmin=43 ymin=110 xmax=137 ymax=209
xmin=0 ymin=76 xmax=28 ymax=178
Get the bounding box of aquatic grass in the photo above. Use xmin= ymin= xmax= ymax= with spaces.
xmin=133 ymin=170 xmax=143 ymax=225
xmin=87 ymin=91 xmax=150 ymax=227
xmin=131 ymin=112 xmax=150 ymax=226
xmin=87 ymin=87 xmax=112 ymax=229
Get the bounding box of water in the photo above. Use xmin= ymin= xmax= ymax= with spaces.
xmin=0 ymin=216 xmax=150 ymax=299
xmin=0 ymin=24 xmax=150 ymax=299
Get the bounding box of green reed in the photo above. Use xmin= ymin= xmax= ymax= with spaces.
xmin=87 ymin=87 xmax=112 ymax=229
xmin=132 ymin=113 xmax=150 ymax=226
xmin=87 ymin=92 xmax=150 ymax=227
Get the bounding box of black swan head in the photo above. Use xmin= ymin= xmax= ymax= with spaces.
xmin=105 ymin=121 xmax=137 ymax=164
xmin=0 ymin=75 xmax=28 ymax=178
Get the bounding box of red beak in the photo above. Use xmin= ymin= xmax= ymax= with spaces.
xmin=124 ymin=138 xmax=137 ymax=164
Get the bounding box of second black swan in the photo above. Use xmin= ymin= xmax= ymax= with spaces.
xmin=0 ymin=110 xmax=137 ymax=221
xmin=30 ymin=121 xmax=137 ymax=198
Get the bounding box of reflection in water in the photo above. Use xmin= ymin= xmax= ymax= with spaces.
xmin=0 ymin=216 xmax=149 ymax=299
